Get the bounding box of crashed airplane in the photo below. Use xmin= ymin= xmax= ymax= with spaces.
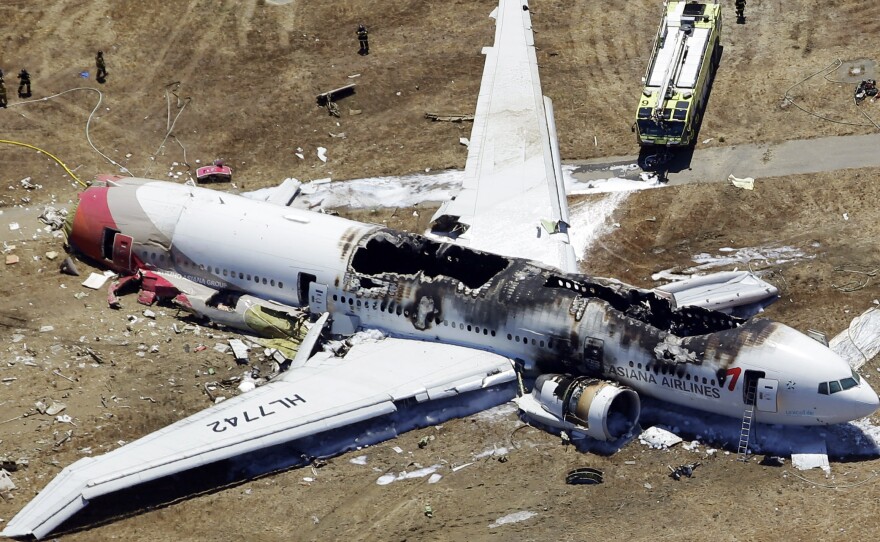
xmin=4 ymin=0 xmax=878 ymax=538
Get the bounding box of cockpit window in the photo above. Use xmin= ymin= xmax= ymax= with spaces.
xmin=852 ymin=369 xmax=861 ymax=384
xmin=829 ymin=381 xmax=842 ymax=394
xmin=840 ymin=377 xmax=858 ymax=391
xmin=818 ymin=382 xmax=828 ymax=395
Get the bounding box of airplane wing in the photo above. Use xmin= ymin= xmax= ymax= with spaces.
xmin=1 ymin=337 xmax=515 ymax=539
xmin=429 ymin=0 xmax=577 ymax=273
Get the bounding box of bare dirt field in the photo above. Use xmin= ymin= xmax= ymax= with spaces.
xmin=1 ymin=1 xmax=880 ymax=541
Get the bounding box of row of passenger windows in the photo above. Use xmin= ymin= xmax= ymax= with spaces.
xmin=331 ymin=293 xmax=564 ymax=347
xmin=818 ymin=370 xmax=861 ymax=395
xmin=628 ymin=360 xmax=716 ymax=386
xmin=139 ymin=250 xmax=285 ymax=289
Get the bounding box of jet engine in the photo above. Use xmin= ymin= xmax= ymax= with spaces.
xmin=515 ymin=374 xmax=640 ymax=441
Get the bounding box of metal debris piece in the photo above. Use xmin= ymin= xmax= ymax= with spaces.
xmin=668 ymin=462 xmax=701 ymax=480
xmin=424 ymin=113 xmax=475 ymax=122
xmin=60 ymin=257 xmax=80 ymax=276
xmin=45 ymin=402 xmax=66 ymax=416
xmin=424 ymin=505 xmax=434 ymax=518
xmin=5 ymin=254 xmax=19 ymax=265
xmin=565 ymin=467 xmax=604 ymax=485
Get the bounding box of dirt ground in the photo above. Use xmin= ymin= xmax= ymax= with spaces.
xmin=1 ymin=0 xmax=880 ymax=540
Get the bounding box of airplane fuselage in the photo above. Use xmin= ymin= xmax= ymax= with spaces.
xmin=69 ymin=178 xmax=879 ymax=427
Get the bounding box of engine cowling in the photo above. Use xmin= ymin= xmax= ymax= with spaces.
xmin=515 ymin=374 xmax=640 ymax=441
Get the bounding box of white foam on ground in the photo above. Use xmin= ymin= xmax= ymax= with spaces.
xmin=489 ymin=511 xmax=537 ymax=528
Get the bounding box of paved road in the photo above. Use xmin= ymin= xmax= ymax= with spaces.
xmin=568 ymin=132 xmax=880 ymax=186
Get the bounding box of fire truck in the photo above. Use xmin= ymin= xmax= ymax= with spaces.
xmin=634 ymin=1 xmax=721 ymax=147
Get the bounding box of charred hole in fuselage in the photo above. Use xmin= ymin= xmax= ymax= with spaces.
xmin=351 ymin=232 xmax=509 ymax=289
xmin=544 ymin=275 xmax=743 ymax=337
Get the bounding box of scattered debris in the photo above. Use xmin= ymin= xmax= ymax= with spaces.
xmin=39 ymin=325 xmax=54 ymax=333
xmin=424 ymin=113 xmax=474 ymax=122
xmin=488 ymin=511 xmax=537 ymax=529
xmin=349 ymin=455 xmax=368 ymax=465
xmin=418 ymin=435 xmax=434 ymax=449
xmin=728 ymin=174 xmax=755 ymax=190
xmin=791 ymin=438 xmax=831 ymax=474
xmin=315 ymin=84 xmax=356 ymax=107
xmin=855 ymin=79 xmax=878 ymax=102
xmin=4 ymin=255 xmax=18 ymax=265
xmin=317 ymin=147 xmax=328 ymax=162
xmin=45 ymin=251 xmax=58 ymax=260
xmin=427 ymin=473 xmax=442 ymax=484
xmin=82 ymin=272 xmax=113 ymax=290
xmin=45 ymin=402 xmax=66 ymax=416
xmin=60 ymin=257 xmax=80 ymax=276
xmin=195 ymin=160 xmax=232 ymax=184
xmin=639 ymin=426 xmax=683 ymax=449
xmin=668 ymin=462 xmax=701 ymax=480
xmin=0 ymin=470 xmax=16 ymax=493
xmin=424 ymin=504 xmax=433 ymax=518
xmin=228 ymin=339 xmax=249 ymax=362
xmin=8 ymin=223 xmax=20 ymax=232
xmin=459 ymin=137 xmax=470 ymax=147
xmin=565 ymin=467 xmax=604 ymax=485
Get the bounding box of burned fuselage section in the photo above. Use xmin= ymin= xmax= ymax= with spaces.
xmin=332 ymin=229 xmax=750 ymax=390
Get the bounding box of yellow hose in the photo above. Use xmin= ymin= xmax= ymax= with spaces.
xmin=0 ymin=139 xmax=87 ymax=188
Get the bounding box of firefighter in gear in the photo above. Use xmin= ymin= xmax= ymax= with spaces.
xmin=735 ymin=0 xmax=745 ymax=21
xmin=357 ymin=24 xmax=369 ymax=55
xmin=17 ymin=69 xmax=31 ymax=98
xmin=96 ymin=51 xmax=107 ymax=82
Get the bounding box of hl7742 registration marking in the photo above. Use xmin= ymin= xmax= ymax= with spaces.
xmin=206 ymin=394 xmax=307 ymax=433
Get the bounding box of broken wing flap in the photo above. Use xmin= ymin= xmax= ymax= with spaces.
xmin=653 ymin=271 xmax=780 ymax=318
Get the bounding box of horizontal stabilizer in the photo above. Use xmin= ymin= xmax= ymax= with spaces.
xmin=654 ymin=271 xmax=779 ymax=318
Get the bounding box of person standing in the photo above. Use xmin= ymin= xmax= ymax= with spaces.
xmin=735 ymin=0 xmax=746 ymax=22
xmin=96 ymin=51 xmax=107 ymax=83
xmin=357 ymin=24 xmax=369 ymax=55
xmin=17 ymin=69 xmax=31 ymax=98
xmin=0 ymin=72 xmax=7 ymax=108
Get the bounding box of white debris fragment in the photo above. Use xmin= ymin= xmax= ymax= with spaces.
xmin=213 ymin=343 xmax=231 ymax=354
xmin=349 ymin=455 xmax=368 ymax=465
xmin=0 ymin=469 xmax=16 ymax=492
xmin=639 ymin=426 xmax=683 ymax=449
xmin=56 ymin=414 xmax=74 ymax=424
xmin=843 ymin=212 xmax=849 ymax=221
xmin=791 ymin=438 xmax=831 ymax=474
xmin=8 ymin=223 xmax=20 ymax=231
xmin=392 ymin=446 xmax=403 ymax=454
xmin=39 ymin=325 xmax=54 ymax=333
xmin=238 ymin=376 xmax=256 ymax=393
xmin=728 ymin=174 xmax=755 ymax=190
xmin=317 ymin=147 xmax=328 ymax=162
xmin=427 ymin=473 xmax=442 ymax=484
xmin=488 ymin=511 xmax=537 ymax=528
xmin=375 ymin=464 xmax=441 ymax=486
xmin=46 ymin=402 xmax=66 ymax=416
xmin=295 ymin=152 xmax=304 ymax=160
xmin=143 ymin=309 xmax=156 ymax=319
xmin=228 ymin=339 xmax=249 ymax=361
xmin=459 ymin=137 xmax=470 ymax=147
xmin=82 ymin=272 xmax=111 ymax=290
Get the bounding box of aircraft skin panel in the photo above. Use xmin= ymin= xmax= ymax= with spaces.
xmin=431 ymin=0 xmax=576 ymax=272
xmin=1 ymin=339 xmax=514 ymax=539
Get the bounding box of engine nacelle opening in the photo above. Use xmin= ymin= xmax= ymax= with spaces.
xmin=528 ymin=374 xmax=640 ymax=441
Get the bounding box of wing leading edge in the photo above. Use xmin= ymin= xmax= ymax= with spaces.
xmin=2 ymin=339 xmax=515 ymax=540
xmin=430 ymin=0 xmax=576 ymax=273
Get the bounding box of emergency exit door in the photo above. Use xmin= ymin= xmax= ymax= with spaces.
xmin=112 ymin=233 xmax=134 ymax=272
xmin=756 ymin=378 xmax=779 ymax=413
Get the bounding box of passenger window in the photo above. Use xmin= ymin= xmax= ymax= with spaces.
xmin=829 ymin=381 xmax=842 ymax=394
xmin=818 ymin=382 xmax=828 ymax=395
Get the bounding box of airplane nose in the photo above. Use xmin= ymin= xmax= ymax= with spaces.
xmin=851 ymin=380 xmax=880 ymax=419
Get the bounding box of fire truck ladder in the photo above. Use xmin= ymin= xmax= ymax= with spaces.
xmin=651 ymin=25 xmax=690 ymax=122
xmin=737 ymin=379 xmax=758 ymax=461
